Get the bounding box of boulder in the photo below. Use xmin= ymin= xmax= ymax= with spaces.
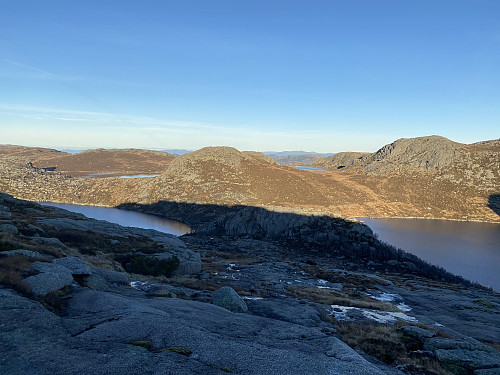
xmin=53 ymin=257 xmax=91 ymax=276
xmin=30 ymin=236 xmax=67 ymax=249
xmin=0 ymin=205 xmax=11 ymax=217
xmin=89 ymin=266 xmax=130 ymax=286
xmin=152 ymin=250 xmax=201 ymax=275
xmin=400 ymin=325 xmax=437 ymax=342
xmin=435 ymin=349 xmax=500 ymax=372
xmin=24 ymin=261 xmax=74 ymax=296
xmin=424 ymin=337 xmax=500 ymax=372
xmin=246 ymin=298 xmax=321 ymax=327
xmin=212 ymin=286 xmax=248 ymax=313
xmin=0 ymin=223 xmax=18 ymax=234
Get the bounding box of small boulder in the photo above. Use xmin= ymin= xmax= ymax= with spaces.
xmin=53 ymin=257 xmax=91 ymax=276
xmin=401 ymin=325 xmax=436 ymax=343
xmin=24 ymin=261 xmax=74 ymax=296
xmin=30 ymin=237 xmax=67 ymax=249
xmin=212 ymin=286 xmax=248 ymax=313
xmin=0 ymin=205 xmax=11 ymax=217
xmin=0 ymin=224 xmax=18 ymax=234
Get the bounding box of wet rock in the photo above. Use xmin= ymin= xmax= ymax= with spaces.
xmin=212 ymin=286 xmax=248 ymax=313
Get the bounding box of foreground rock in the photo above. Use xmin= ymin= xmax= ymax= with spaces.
xmin=0 ymin=287 xmax=387 ymax=375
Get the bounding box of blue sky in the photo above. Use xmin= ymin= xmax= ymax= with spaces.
xmin=0 ymin=0 xmax=499 ymax=152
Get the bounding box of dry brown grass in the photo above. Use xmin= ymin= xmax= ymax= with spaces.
xmin=287 ymin=286 xmax=401 ymax=311
xmin=483 ymin=341 xmax=500 ymax=353
xmin=0 ymin=254 xmax=35 ymax=294
xmin=333 ymin=321 xmax=453 ymax=375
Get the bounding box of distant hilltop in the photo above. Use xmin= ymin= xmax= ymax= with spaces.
xmin=0 ymin=135 xmax=499 ymax=222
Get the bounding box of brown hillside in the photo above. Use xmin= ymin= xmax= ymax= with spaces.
xmin=0 ymin=144 xmax=66 ymax=158
xmin=0 ymin=139 xmax=498 ymax=222
xmin=31 ymin=148 xmax=177 ymax=177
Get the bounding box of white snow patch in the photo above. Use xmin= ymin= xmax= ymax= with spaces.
xmin=129 ymin=281 xmax=148 ymax=290
xmin=361 ymin=310 xmax=418 ymax=324
xmin=330 ymin=305 xmax=356 ymax=321
xmin=372 ymin=293 xmax=401 ymax=302
xmin=397 ymin=303 xmax=412 ymax=312
xmin=330 ymin=304 xmax=418 ymax=324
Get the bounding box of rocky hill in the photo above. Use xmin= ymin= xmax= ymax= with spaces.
xmin=0 ymin=137 xmax=499 ymax=222
xmin=313 ymin=136 xmax=500 ymax=192
xmin=31 ymin=147 xmax=177 ymax=177
xmin=272 ymin=153 xmax=325 ymax=166
xmin=311 ymin=152 xmax=370 ymax=170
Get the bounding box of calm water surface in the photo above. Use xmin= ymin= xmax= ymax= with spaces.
xmin=295 ymin=166 xmax=325 ymax=171
xmin=40 ymin=202 xmax=190 ymax=236
xmin=361 ymin=218 xmax=500 ymax=291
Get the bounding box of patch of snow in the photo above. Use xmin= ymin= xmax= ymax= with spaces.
xmin=330 ymin=305 xmax=355 ymax=321
xmin=242 ymin=296 xmax=264 ymax=300
xmin=318 ymin=279 xmax=328 ymax=285
xmin=129 ymin=281 xmax=149 ymax=290
xmin=397 ymin=303 xmax=412 ymax=312
xmin=361 ymin=310 xmax=418 ymax=324
xmin=372 ymin=293 xmax=401 ymax=302
xmin=329 ymin=304 xmax=418 ymax=324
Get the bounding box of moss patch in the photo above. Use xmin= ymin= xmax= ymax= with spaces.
xmin=156 ymin=346 xmax=192 ymax=356
xmin=128 ymin=340 xmax=152 ymax=350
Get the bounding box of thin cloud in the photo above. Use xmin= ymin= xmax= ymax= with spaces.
xmin=1 ymin=58 xmax=81 ymax=81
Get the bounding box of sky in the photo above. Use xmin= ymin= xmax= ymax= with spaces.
xmin=0 ymin=0 xmax=499 ymax=153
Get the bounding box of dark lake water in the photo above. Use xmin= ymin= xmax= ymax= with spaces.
xmin=361 ymin=218 xmax=500 ymax=291
xmin=40 ymin=202 xmax=190 ymax=236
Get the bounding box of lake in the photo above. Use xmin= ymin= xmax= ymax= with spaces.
xmin=40 ymin=202 xmax=190 ymax=236
xmin=295 ymin=166 xmax=325 ymax=171
xmin=361 ymin=218 xmax=500 ymax=291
